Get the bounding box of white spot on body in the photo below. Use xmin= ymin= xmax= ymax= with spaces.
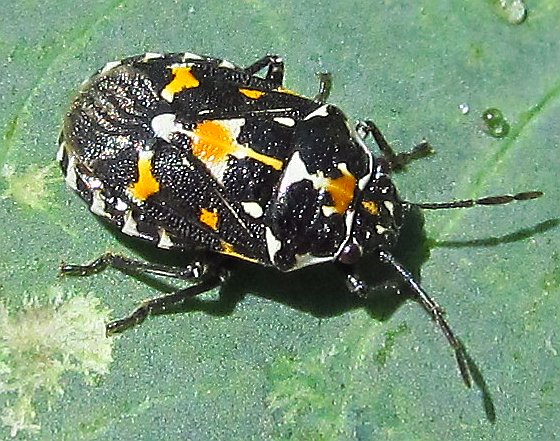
xmin=56 ymin=142 xmax=65 ymax=162
xmin=114 ymin=197 xmax=128 ymax=212
xmin=265 ymin=227 xmax=282 ymax=264
xmin=138 ymin=149 xmax=155 ymax=162
xmin=168 ymin=62 xmax=193 ymax=69
xmin=100 ymin=60 xmax=122 ymax=74
xmin=121 ymin=211 xmax=152 ymax=240
xmin=251 ymin=107 xmax=294 ymax=116
xmin=218 ymin=59 xmax=236 ymax=69
xmin=383 ymin=200 xmax=395 ymax=216
xmin=241 ymin=201 xmax=264 ymax=218
xmin=303 ymin=104 xmax=330 ymax=121
xmin=273 ymin=117 xmax=296 ymax=127
xmin=358 ymin=174 xmax=371 ymax=191
xmin=90 ymin=190 xmax=110 ymax=218
xmin=151 ymin=113 xmax=188 ymax=142
xmin=143 ymin=52 xmax=164 ymax=61
xmin=278 ymin=151 xmax=309 ymax=195
xmin=101 ymin=195 xmax=129 ymax=213
xmin=181 ymin=52 xmax=204 ymax=61
xmin=321 ymin=206 xmax=337 ymax=217
xmin=160 ymin=88 xmax=173 ymax=103
xmin=375 ymin=224 xmax=388 ymax=234
xmin=64 ymin=154 xmax=78 ymax=190
xmin=83 ymin=174 xmax=103 ymax=190
xmin=336 ymin=162 xmax=351 ymax=176
xmin=157 ymin=229 xmax=174 ymax=249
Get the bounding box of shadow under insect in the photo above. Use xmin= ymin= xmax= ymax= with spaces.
xmin=62 ymin=201 xmax=560 ymax=424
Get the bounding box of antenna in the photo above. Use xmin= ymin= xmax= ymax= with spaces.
xmin=389 ymin=189 xmax=543 ymax=386
xmin=378 ymin=249 xmax=472 ymax=387
xmin=410 ymin=191 xmax=542 ymax=210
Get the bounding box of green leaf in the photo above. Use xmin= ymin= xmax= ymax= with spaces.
xmin=1 ymin=0 xmax=559 ymax=439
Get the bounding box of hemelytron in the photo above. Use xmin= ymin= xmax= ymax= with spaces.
xmin=58 ymin=52 xmax=542 ymax=386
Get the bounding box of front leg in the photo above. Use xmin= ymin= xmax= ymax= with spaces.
xmin=356 ymin=120 xmax=433 ymax=171
xmin=337 ymin=263 xmax=369 ymax=297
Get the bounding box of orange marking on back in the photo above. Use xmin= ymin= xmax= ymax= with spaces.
xmin=163 ymin=67 xmax=200 ymax=99
xmin=191 ymin=120 xmax=283 ymax=171
xmin=361 ymin=200 xmax=379 ymax=216
xmin=326 ymin=165 xmax=357 ymax=214
xmin=191 ymin=120 xmax=236 ymax=165
xmin=199 ymin=208 xmax=220 ymax=231
xmin=220 ymin=241 xmax=258 ymax=263
xmin=129 ymin=151 xmax=160 ymax=201
xmin=239 ymin=88 xmax=266 ymax=99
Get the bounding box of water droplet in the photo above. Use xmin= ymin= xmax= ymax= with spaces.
xmin=458 ymin=103 xmax=470 ymax=115
xmin=497 ymin=0 xmax=527 ymax=25
xmin=481 ymin=108 xmax=510 ymax=138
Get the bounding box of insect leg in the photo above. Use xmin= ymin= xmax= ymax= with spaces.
xmin=60 ymin=252 xmax=208 ymax=281
xmin=243 ymin=55 xmax=285 ymax=86
xmin=106 ymin=276 xmax=223 ymax=335
xmin=357 ymin=120 xmax=433 ymax=170
xmin=313 ymin=72 xmax=333 ymax=102
xmin=340 ymin=265 xmax=402 ymax=298
xmin=377 ymin=249 xmax=472 ymax=387
xmin=60 ymin=253 xmax=229 ymax=334
xmin=343 ymin=269 xmax=369 ymax=297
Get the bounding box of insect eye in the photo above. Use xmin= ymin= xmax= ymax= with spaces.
xmin=337 ymin=242 xmax=362 ymax=265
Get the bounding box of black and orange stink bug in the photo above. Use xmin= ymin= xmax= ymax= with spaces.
xmin=58 ymin=52 xmax=542 ymax=386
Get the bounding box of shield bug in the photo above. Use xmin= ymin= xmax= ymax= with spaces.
xmin=58 ymin=52 xmax=542 ymax=386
